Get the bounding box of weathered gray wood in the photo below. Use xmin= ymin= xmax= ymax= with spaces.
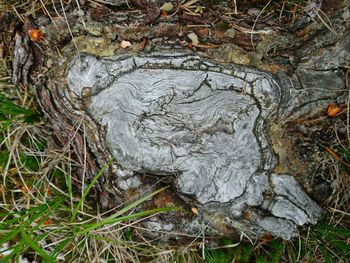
xmin=63 ymin=52 xmax=342 ymax=239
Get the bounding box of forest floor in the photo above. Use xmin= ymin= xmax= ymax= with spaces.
xmin=0 ymin=0 xmax=350 ymax=262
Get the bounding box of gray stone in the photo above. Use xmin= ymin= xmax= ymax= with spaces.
xmin=224 ymin=28 xmax=236 ymax=38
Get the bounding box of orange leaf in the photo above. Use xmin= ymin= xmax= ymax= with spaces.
xmin=43 ymin=219 xmax=54 ymax=225
xmin=261 ymin=232 xmax=273 ymax=243
xmin=28 ymin=28 xmax=44 ymax=42
xmin=327 ymin=104 xmax=342 ymax=117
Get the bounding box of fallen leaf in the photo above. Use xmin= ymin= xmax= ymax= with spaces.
xmin=191 ymin=207 xmax=199 ymax=214
xmin=28 ymin=28 xmax=44 ymax=42
xmin=160 ymin=2 xmax=173 ymax=12
xmin=188 ymin=32 xmax=199 ymax=46
xmin=120 ymin=40 xmax=132 ymax=49
xmin=140 ymin=37 xmax=148 ymax=51
xmin=327 ymin=104 xmax=342 ymax=117
xmin=261 ymin=232 xmax=273 ymax=243
xmin=243 ymin=209 xmax=252 ymax=220
xmin=42 ymin=219 xmax=54 ymax=225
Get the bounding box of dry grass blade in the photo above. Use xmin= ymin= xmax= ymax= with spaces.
xmin=304 ymin=1 xmax=337 ymax=34
xmin=231 ymin=23 xmax=273 ymax=35
xmin=232 ymin=0 xmax=237 ymax=15
xmin=57 ymin=0 xmax=81 ymax=56
xmin=250 ymin=0 xmax=272 ymax=50
xmin=174 ymin=0 xmax=203 ymax=16
xmin=346 ymin=69 xmax=350 ymax=144
xmin=325 ymin=146 xmax=350 ymax=168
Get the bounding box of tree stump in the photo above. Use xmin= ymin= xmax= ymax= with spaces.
xmin=3 ymin=0 xmax=350 ymax=241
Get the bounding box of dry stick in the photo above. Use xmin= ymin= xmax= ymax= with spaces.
xmin=250 ymin=0 xmax=272 ymax=50
xmin=325 ymin=146 xmax=350 ymax=168
xmin=74 ymin=0 xmax=87 ymax=30
xmin=192 ymin=43 xmax=221 ymax=49
xmin=74 ymin=0 xmax=81 ymax=9
xmin=87 ymin=0 xmax=108 ymax=6
xmin=2 ymin=125 xmax=23 ymax=188
xmin=328 ymin=207 xmax=350 ymax=216
xmin=328 ymin=166 xmax=341 ymax=223
xmin=80 ymin=121 xmax=88 ymax=214
xmin=175 ymin=0 xmax=201 ymax=17
xmin=231 ymin=23 xmax=272 ymax=35
xmin=186 ymin=24 xmax=211 ymax=27
xmin=314 ymin=7 xmax=336 ymax=34
xmin=233 ymin=0 xmax=237 ymax=15
xmin=279 ymin=1 xmax=285 ymax=20
xmin=181 ymin=0 xmax=200 ymax=10
xmin=38 ymin=0 xmax=59 ymax=31
xmin=11 ymin=5 xmax=24 ymax=22
xmin=60 ymin=0 xmax=80 ymax=55
xmin=296 ymin=233 xmax=302 ymax=263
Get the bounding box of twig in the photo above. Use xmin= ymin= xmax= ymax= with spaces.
xmin=325 ymin=146 xmax=350 ymax=168
xmin=250 ymin=0 xmax=272 ymax=50
xmin=192 ymin=43 xmax=221 ymax=49
xmin=328 ymin=207 xmax=350 ymax=216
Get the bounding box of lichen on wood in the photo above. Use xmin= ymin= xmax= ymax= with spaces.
xmin=61 ymin=52 xmax=330 ymax=239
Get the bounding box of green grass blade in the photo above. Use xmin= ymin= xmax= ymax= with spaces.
xmin=20 ymin=229 xmax=55 ymax=263
xmin=0 ymin=94 xmax=35 ymax=116
xmin=77 ymin=186 xmax=169 ymax=234
xmin=76 ymin=206 xmax=179 ymax=235
xmin=99 ymin=187 xmax=168 ymax=222
xmin=67 ymin=162 xmax=73 ymax=212
xmin=51 ymin=238 xmax=73 ymax=258
xmin=1 ymin=239 xmax=27 ymax=263
xmin=71 ymin=161 xmax=111 ymax=222
xmin=50 ymin=235 xmax=74 ymax=258
xmin=320 ymin=244 xmax=332 ymax=263
xmin=0 ymin=197 xmax=64 ymax=245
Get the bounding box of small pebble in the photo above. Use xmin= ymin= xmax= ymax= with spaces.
xmin=224 ymin=28 xmax=236 ymax=39
xmin=313 ymin=182 xmax=331 ymax=202
xmin=248 ymin=8 xmax=261 ymax=16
